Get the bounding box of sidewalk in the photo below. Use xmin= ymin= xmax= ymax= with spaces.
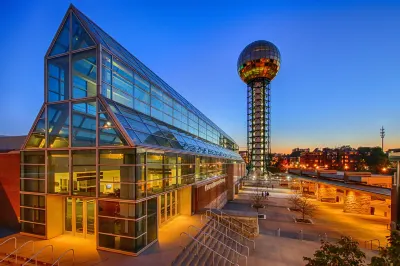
xmin=0 ymin=214 xmax=204 ymax=266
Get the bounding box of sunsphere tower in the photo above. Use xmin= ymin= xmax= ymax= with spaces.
xmin=237 ymin=40 xmax=281 ymax=174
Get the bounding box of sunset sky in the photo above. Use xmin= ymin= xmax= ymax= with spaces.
xmin=0 ymin=0 xmax=399 ymax=153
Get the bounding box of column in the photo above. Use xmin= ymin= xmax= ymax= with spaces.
xmin=343 ymin=190 xmax=371 ymax=214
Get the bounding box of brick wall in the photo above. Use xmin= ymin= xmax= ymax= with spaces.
xmin=0 ymin=152 xmax=20 ymax=230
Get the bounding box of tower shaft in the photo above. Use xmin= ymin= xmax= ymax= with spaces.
xmin=247 ymin=78 xmax=271 ymax=174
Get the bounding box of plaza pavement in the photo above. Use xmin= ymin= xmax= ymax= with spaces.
xmin=227 ymin=185 xmax=389 ymax=249
xmin=0 ymin=185 xmax=386 ymax=265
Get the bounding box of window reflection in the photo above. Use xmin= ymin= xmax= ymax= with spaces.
xmin=72 ymin=50 xmax=97 ymax=98
xmin=48 ymin=56 xmax=69 ymax=102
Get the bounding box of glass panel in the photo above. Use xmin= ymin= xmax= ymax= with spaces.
xmin=147 ymin=164 xmax=162 ymax=181
xmin=72 ymin=14 xmax=95 ymax=50
xmin=99 ymin=217 xmax=145 ymax=238
xmin=76 ymin=199 xmax=84 ymax=234
xmin=72 ymin=150 xmax=96 ymax=196
xmin=98 ymin=201 xmax=145 ymax=219
xmin=87 ymin=200 xmax=95 ymax=235
xmin=99 ymin=149 xmax=136 ymax=164
xmin=72 ymin=101 xmax=97 ymax=147
xmin=22 ymin=151 xmax=45 ymax=164
xmin=26 ymin=110 xmax=46 ymax=149
xmin=21 ymin=222 xmax=45 ymax=236
xmin=160 ymin=194 xmax=165 ymax=223
xmin=65 ymin=198 xmax=72 ymax=232
xmin=72 ymin=50 xmax=97 ymax=98
xmin=21 ymin=165 xmax=45 ymax=179
xmin=48 ymin=151 xmax=69 ymax=194
xmin=134 ymin=131 xmax=159 ymax=146
xmin=20 ymin=208 xmax=45 ymax=223
xmin=147 ymin=180 xmax=163 ymax=196
xmin=125 ymin=118 xmax=150 ymax=134
xmin=48 ymin=56 xmax=70 ymax=102
xmin=20 ymin=194 xmax=45 ymax=208
xmin=20 ymin=179 xmax=45 ymax=193
xmin=50 ymin=15 xmax=70 ymax=56
xmin=147 ymin=213 xmax=157 ymax=244
xmin=134 ymin=99 xmax=150 ymax=116
xmin=98 ymin=102 xmax=128 ymax=146
xmin=98 ymin=234 xmax=146 ymax=253
xmin=99 ymin=182 xmax=135 ymax=200
xmin=48 ymin=103 xmax=69 ymax=148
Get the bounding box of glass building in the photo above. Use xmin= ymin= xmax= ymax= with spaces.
xmin=20 ymin=5 xmax=245 ymax=255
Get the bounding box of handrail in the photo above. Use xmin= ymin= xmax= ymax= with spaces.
xmin=209 ymin=208 xmax=255 ymax=232
xmin=0 ymin=237 xmax=17 ymax=250
xmin=205 ymin=211 xmax=256 ymax=238
xmin=202 ymin=215 xmax=256 ymax=250
xmin=199 ymin=217 xmax=250 ymax=256
xmin=364 ymin=239 xmax=381 ymax=250
xmin=188 ymin=225 xmax=248 ymax=266
xmin=52 ymin=249 xmax=75 ymax=266
xmin=0 ymin=240 xmax=35 ymax=264
xmin=180 ymin=232 xmax=239 ymax=266
xmin=23 ymin=245 xmax=54 ymax=266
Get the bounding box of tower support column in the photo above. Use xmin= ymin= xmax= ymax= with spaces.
xmin=247 ymin=78 xmax=271 ymax=174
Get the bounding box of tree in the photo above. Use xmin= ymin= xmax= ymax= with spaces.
xmin=298 ymin=195 xmax=317 ymax=220
xmin=304 ymin=236 xmax=366 ymax=266
xmin=370 ymin=230 xmax=400 ymax=266
xmin=251 ymin=193 xmax=266 ymax=213
xmin=288 ymin=193 xmax=302 ymax=211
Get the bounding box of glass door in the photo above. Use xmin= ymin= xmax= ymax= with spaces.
xmin=64 ymin=197 xmax=96 ymax=238
xmin=86 ymin=199 xmax=95 ymax=237
xmin=75 ymin=199 xmax=84 ymax=235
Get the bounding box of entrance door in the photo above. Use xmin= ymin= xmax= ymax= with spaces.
xmin=64 ymin=197 xmax=96 ymax=239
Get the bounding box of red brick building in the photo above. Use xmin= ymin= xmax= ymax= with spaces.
xmin=0 ymin=136 xmax=26 ymax=231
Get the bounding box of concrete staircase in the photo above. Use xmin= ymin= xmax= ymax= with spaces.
xmin=172 ymin=214 xmax=255 ymax=266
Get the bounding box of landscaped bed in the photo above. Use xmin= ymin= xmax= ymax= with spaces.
xmin=294 ymin=218 xmax=313 ymax=224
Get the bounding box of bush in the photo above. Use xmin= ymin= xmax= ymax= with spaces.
xmin=304 ymin=236 xmax=366 ymax=266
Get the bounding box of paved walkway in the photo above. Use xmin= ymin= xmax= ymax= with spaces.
xmin=0 ymin=215 xmax=204 ymax=266
xmin=227 ymin=185 xmax=389 ymax=251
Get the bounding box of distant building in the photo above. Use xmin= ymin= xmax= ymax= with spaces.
xmin=0 ymin=135 xmax=26 ymax=153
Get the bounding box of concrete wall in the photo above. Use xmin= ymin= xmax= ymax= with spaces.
xmin=0 ymin=152 xmax=20 ymax=231
xmin=343 ymin=191 xmax=371 ymax=214
xmin=227 ymin=163 xmax=245 ymax=200
xmin=46 ymin=195 xmax=64 ymax=239
xmin=178 ymin=185 xmax=192 ymax=215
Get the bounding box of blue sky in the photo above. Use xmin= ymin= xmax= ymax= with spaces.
xmin=0 ymin=0 xmax=399 ymax=153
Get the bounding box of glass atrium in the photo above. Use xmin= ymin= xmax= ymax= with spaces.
xmin=20 ymin=5 xmax=243 ymax=255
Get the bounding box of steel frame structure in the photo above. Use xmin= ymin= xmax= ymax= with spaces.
xmin=247 ymin=78 xmax=271 ymax=174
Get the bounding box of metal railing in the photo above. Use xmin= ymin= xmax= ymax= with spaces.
xmin=23 ymin=245 xmax=54 ymax=266
xmin=188 ymin=225 xmax=248 ymax=266
xmin=205 ymin=211 xmax=256 ymax=239
xmin=0 ymin=237 xmax=17 ymax=251
xmin=208 ymin=209 xmax=255 ymax=233
xmin=0 ymin=240 xmax=35 ymax=264
xmin=203 ymin=222 xmax=250 ymax=256
xmin=52 ymin=249 xmax=75 ymax=266
xmin=365 ymin=239 xmax=381 ymax=250
xmin=180 ymin=232 xmax=239 ymax=266
xmin=201 ymin=215 xmax=256 ymax=250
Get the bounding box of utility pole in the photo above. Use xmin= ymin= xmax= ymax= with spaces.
xmin=380 ymin=126 xmax=385 ymax=152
